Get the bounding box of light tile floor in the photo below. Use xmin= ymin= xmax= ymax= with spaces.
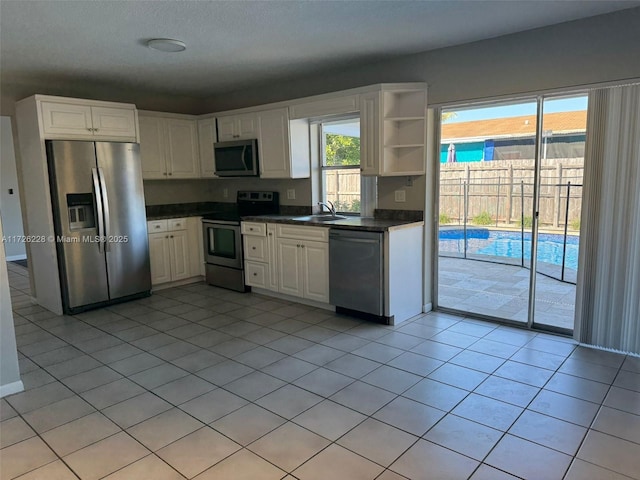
xmin=2 ymin=261 xmax=640 ymax=480
xmin=439 ymin=256 xmax=576 ymax=330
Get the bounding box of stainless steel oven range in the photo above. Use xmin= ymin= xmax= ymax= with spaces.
xmin=202 ymin=191 xmax=279 ymax=292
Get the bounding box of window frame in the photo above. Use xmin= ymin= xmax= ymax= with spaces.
xmin=316 ymin=114 xmax=376 ymax=216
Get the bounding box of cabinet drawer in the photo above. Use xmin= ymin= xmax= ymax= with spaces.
xmin=148 ymin=220 xmax=168 ymax=233
xmin=276 ymin=224 xmax=329 ymax=242
xmin=168 ymin=218 xmax=187 ymax=231
xmin=245 ymin=261 xmax=268 ymax=288
xmin=244 ymin=236 xmax=268 ymax=262
xmin=242 ymin=222 xmax=266 ymax=236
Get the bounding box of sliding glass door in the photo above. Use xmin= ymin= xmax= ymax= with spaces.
xmin=531 ymin=95 xmax=586 ymax=333
xmin=436 ymin=93 xmax=587 ymax=334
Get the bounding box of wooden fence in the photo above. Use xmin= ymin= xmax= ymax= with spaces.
xmin=439 ymin=158 xmax=584 ymax=228
xmin=325 ymin=169 xmax=360 ymax=212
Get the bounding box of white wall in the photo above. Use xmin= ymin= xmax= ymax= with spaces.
xmin=1 ymin=8 xmax=639 ymax=213
xmin=0 ymin=216 xmax=24 ymax=397
xmin=199 ymin=8 xmax=640 ymax=212
xmin=143 ymin=177 xmax=312 ymax=207
xmin=0 ymin=116 xmax=26 ymax=259
xmin=203 ymin=8 xmax=640 ymax=112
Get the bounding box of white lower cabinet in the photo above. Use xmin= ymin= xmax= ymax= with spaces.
xmin=299 ymin=240 xmax=329 ymax=303
xmin=276 ymin=237 xmax=329 ymax=303
xmin=277 ymin=238 xmax=304 ymax=297
xmin=243 ymin=221 xmax=329 ymax=303
xmin=243 ymin=223 xmax=278 ymax=292
xmin=148 ymin=218 xmax=202 ymax=287
xmin=148 ymin=232 xmax=172 ymax=285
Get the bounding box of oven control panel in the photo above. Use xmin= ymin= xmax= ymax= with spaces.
xmin=238 ymin=191 xmax=276 ymax=202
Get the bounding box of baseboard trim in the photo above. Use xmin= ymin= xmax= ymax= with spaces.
xmin=250 ymin=287 xmax=334 ymax=311
xmin=423 ymin=302 xmax=433 ymax=313
xmin=151 ymin=276 xmax=204 ymax=291
xmin=0 ymin=380 xmax=24 ymax=398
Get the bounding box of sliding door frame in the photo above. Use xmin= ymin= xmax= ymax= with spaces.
xmin=432 ymin=91 xmax=587 ymax=335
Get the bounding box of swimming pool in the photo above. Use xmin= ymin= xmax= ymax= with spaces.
xmin=439 ymin=228 xmax=579 ymax=270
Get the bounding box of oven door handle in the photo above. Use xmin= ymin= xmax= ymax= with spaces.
xmin=208 ymin=226 xmax=215 ymax=253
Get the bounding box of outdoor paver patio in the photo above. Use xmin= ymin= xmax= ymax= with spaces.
xmin=438 ymin=256 xmax=576 ymax=331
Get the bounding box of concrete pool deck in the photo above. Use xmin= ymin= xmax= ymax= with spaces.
xmin=438 ymin=256 xmax=576 ymax=331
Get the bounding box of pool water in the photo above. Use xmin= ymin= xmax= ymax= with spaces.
xmin=439 ymin=228 xmax=579 ymax=270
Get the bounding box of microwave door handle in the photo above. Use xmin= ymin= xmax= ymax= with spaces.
xmin=241 ymin=145 xmax=248 ymax=171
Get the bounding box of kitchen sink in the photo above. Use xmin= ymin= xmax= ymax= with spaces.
xmin=291 ymin=215 xmax=348 ymax=222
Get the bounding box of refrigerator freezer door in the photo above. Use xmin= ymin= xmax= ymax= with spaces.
xmin=47 ymin=141 xmax=110 ymax=309
xmin=95 ymin=142 xmax=151 ymax=299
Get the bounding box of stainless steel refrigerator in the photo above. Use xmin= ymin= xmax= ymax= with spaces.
xmin=46 ymin=140 xmax=151 ymax=314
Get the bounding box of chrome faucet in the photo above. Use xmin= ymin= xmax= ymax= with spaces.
xmin=318 ymin=201 xmax=336 ymax=217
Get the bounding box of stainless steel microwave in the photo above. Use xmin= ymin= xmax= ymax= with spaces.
xmin=214 ymin=139 xmax=259 ymax=177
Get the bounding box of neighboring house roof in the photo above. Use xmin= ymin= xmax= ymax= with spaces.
xmin=441 ymin=110 xmax=587 ymax=143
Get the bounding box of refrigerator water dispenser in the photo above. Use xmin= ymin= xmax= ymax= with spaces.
xmin=66 ymin=193 xmax=95 ymax=230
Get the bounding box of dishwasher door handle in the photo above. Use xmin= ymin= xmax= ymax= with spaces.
xmin=330 ymin=237 xmax=380 ymax=245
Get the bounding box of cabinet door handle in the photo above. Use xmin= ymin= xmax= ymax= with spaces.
xmin=252 ymin=247 xmax=256 ymax=250
xmin=268 ymin=232 xmax=272 ymax=236
xmin=165 ymin=235 xmax=168 ymax=239
xmin=249 ymin=227 xmax=254 ymax=231
xmin=253 ymin=272 xmax=257 ymax=276
xmin=170 ymin=235 xmax=174 ymax=238
xmin=168 ymin=173 xmax=172 ymax=176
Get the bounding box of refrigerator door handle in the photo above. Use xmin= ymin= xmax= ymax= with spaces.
xmin=91 ymin=167 xmax=105 ymax=253
xmin=97 ymin=167 xmax=111 ymax=252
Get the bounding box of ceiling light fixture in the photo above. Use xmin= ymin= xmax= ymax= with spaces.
xmin=146 ymin=38 xmax=186 ymax=53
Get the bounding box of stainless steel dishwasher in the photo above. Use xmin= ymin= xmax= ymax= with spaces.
xmin=329 ymin=229 xmax=384 ymax=318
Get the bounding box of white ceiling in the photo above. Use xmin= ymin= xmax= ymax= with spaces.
xmin=1 ymin=0 xmax=637 ymax=98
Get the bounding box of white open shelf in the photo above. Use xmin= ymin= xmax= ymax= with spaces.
xmin=383 ymin=90 xmax=427 ymax=119
xmin=382 ymin=145 xmax=425 ymax=175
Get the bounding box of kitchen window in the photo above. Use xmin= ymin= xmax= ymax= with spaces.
xmin=319 ymin=117 xmax=376 ymax=216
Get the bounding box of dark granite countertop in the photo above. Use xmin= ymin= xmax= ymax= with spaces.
xmin=241 ymin=215 xmax=423 ymax=232
xmin=146 ymin=203 xmax=424 ymax=232
xmin=146 ymin=202 xmax=235 ymax=220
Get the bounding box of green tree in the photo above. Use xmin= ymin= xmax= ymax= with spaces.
xmin=442 ymin=112 xmax=458 ymax=123
xmin=325 ymin=134 xmax=360 ymax=166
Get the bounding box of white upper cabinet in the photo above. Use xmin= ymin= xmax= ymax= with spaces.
xmin=360 ymin=85 xmax=428 ymax=176
xmin=360 ymin=92 xmax=381 ymax=176
xmin=289 ymin=94 xmax=359 ymax=119
xmin=217 ymin=113 xmax=258 ymax=141
xmin=257 ymin=108 xmax=310 ymax=179
xmin=90 ymin=106 xmax=137 ymax=138
xmin=139 ymin=116 xmax=165 ymax=179
xmin=165 ymin=118 xmax=199 ymax=178
xmin=39 ymin=99 xmax=137 ymax=140
xmin=139 ymin=112 xmax=200 ymax=180
xmin=197 ymin=118 xmax=217 ymax=178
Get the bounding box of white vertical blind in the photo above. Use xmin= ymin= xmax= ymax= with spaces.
xmin=575 ymin=84 xmax=640 ymax=354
